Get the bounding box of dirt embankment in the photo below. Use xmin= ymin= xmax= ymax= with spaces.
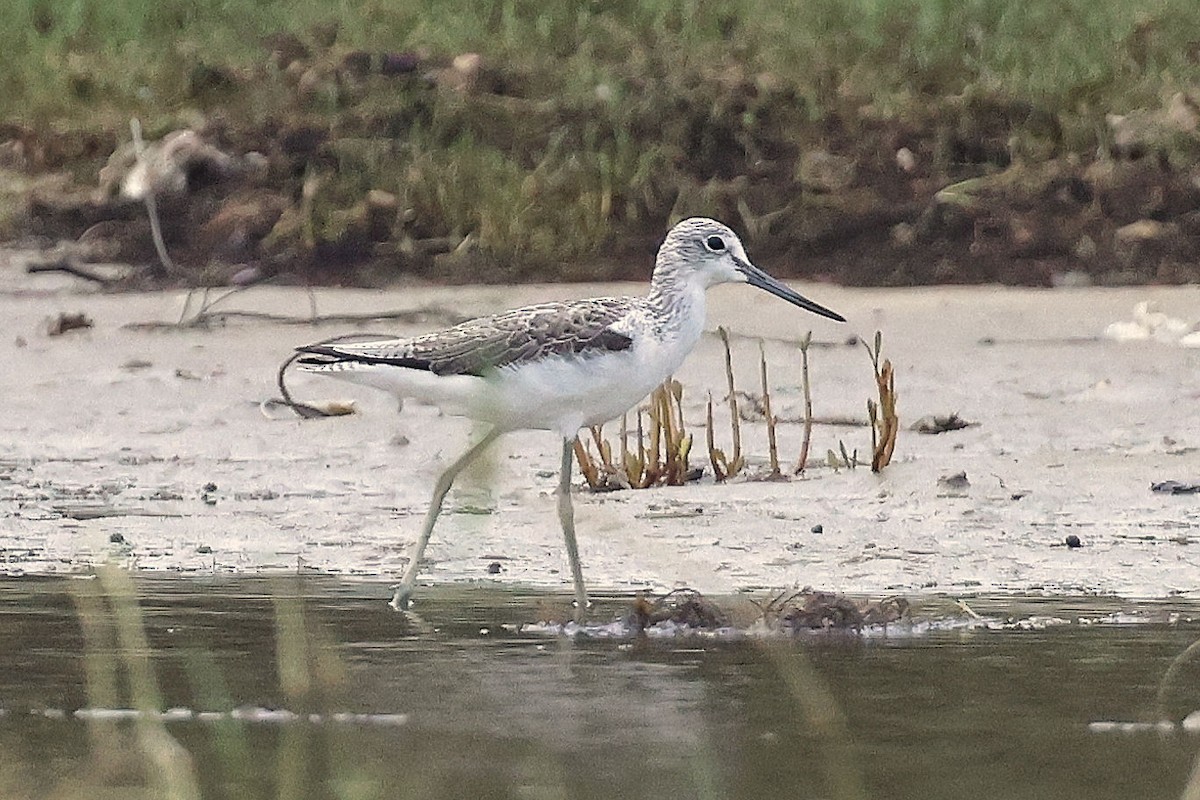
xmin=4 ymin=30 xmax=1200 ymax=289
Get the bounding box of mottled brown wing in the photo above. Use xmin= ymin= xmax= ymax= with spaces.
xmin=296 ymin=299 xmax=634 ymax=377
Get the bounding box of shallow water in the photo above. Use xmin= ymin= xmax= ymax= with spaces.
xmin=0 ymin=577 xmax=1198 ymax=800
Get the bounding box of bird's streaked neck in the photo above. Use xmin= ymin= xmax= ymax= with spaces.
xmin=646 ymin=266 xmax=708 ymax=334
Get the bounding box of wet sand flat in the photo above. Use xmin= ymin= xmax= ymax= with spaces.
xmin=2 ymin=254 xmax=1198 ymax=598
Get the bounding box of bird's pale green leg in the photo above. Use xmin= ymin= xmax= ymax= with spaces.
xmin=557 ymin=436 xmax=589 ymax=622
xmin=390 ymin=428 xmax=502 ymax=609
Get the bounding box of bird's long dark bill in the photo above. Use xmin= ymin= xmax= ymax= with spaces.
xmin=737 ymin=258 xmax=846 ymax=322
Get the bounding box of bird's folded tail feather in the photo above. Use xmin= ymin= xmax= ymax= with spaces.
xmin=296 ymin=344 xmax=433 ymax=372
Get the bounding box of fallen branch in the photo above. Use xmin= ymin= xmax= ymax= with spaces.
xmin=124 ymin=305 xmax=467 ymax=331
xmin=26 ymin=257 xmax=116 ymax=286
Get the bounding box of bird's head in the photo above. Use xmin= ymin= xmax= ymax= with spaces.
xmin=656 ymin=217 xmax=845 ymax=322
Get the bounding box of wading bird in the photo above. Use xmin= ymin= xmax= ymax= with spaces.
xmin=296 ymin=217 xmax=844 ymax=616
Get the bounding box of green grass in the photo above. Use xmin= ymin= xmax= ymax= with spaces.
xmin=3 ymin=0 xmax=1199 ymax=266
xmin=7 ymin=0 xmax=1196 ymax=120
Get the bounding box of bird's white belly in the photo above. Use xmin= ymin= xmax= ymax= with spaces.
xmin=475 ymin=336 xmax=691 ymax=436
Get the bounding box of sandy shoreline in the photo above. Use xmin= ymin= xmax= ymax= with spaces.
xmin=2 ymin=250 xmax=1199 ymax=599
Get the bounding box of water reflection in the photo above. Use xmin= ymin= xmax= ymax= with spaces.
xmin=0 ymin=575 xmax=1197 ymax=800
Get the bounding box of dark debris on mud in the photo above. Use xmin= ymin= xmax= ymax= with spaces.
xmin=752 ymin=588 xmax=911 ymax=633
xmin=1152 ymin=480 xmax=1200 ymax=495
xmin=622 ymin=587 xmax=911 ymax=635
xmin=627 ymin=588 xmax=730 ymax=633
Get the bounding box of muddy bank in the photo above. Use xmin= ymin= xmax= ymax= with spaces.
xmin=12 ymin=120 xmax=1200 ymax=290
xmin=3 ymin=29 xmax=1200 ymax=288
xmin=2 ymin=254 xmax=1198 ymax=598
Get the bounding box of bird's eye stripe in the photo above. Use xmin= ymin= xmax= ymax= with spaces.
xmin=705 ymin=235 xmax=726 ymax=251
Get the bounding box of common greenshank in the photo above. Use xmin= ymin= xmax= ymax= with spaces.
xmin=296 ymin=217 xmax=844 ymax=615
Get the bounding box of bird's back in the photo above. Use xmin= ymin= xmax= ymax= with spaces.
xmin=297 ymin=297 xmax=637 ymax=377
xmin=296 ymin=296 xmax=656 ymax=430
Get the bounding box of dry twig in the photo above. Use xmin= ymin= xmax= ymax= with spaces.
xmin=576 ymin=379 xmax=695 ymax=490
xmin=759 ymin=341 xmax=780 ymax=477
xmin=864 ymin=331 xmax=898 ymax=472
xmin=707 ymin=327 xmax=745 ymax=481
xmin=274 ymin=331 xmax=397 ymax=419
xmin=794 ymin=330 xmax=814 ymax=474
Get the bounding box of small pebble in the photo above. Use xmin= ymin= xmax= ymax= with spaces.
xmin=810 ymin=524 xmax=823 ymax=534
xmin=938 ymin=471 xmax=970 ymax=490
xmin=1065 ymin=534 xmax=1082 ymax=548
xmin=230 ymin=266 xmax=262 ymax=286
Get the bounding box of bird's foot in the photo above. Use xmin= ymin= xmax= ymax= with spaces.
xmin=388 ymin=582 xmax=414 ymax=610
xmin=572 ymin=596 xmax=591 ymax=625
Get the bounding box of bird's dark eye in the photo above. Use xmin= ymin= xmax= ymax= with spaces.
xmin=704 ymin=235 xmax=726 ymax=251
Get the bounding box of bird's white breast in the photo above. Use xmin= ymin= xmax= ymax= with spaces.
xmin=475 ymin=295 xmax=706 ymax=437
